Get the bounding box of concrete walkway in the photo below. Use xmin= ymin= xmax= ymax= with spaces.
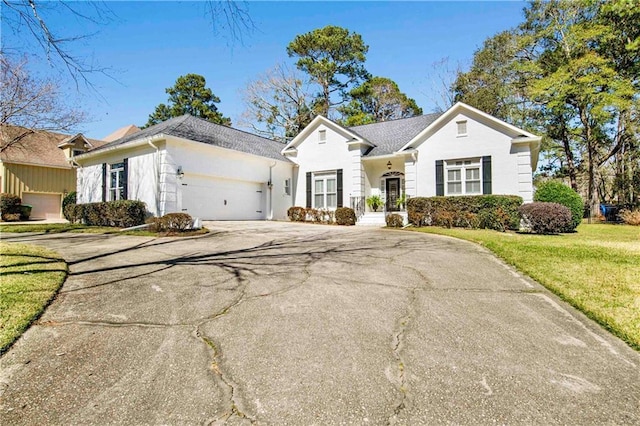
xmin=0 ymin=221 xmax=638 ymax=424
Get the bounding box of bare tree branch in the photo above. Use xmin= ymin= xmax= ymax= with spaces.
xmin=204 ymin=0 xmax=255 ymax=46
xmin=0 ymin=55 xmax=85 ymax=152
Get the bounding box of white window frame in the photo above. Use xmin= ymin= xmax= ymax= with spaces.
xmin=456 ymin=120 xmax=468 ymax=137
xmin=109 ymin=162 xmax=126 ymax=201
xmin=313 ymin=172 xmax=337 ymax=209
xmin=318 ymin=129 xmax=327 ymax=144
xmin=445 ymin=158 xmax=481 ymax=195
xmin=284 ymin=178 xmax=291 ymax=196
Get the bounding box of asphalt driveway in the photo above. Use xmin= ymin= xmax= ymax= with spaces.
xmin=1 ymin=221 xmax=638 ymax=425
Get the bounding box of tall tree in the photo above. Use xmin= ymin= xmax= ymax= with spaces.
xmin=0 ymin=55 xmax=84 ymax=152
xmin=287 ymin=25 xmax=369 ymax=117
xmin=144 ymin=74 xmax=230 ymax=127
xmin=240 ymin=63 xmax=314 ymax=142
xmin=339 ymin=76 xmax=422 ymax=126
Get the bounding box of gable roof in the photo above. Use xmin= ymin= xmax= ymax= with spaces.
xmin=103 ymin=124 xmax=141 ymax=142
xmin=281 ymin=115 xmax=372 ymax=153
xmin=348 ymin=113 xmax=442 ymax=157
xmin=0 ymin=126 xmax=105 ymax=169
xmin=86 ymin=115 xmax=289 ymax=162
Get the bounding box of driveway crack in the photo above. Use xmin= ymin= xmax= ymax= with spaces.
xmin=387 ymin=286 xmax=417 ymax=425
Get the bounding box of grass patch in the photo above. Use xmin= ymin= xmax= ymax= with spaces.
xmin=0 ymin=243 xmax=67 ymax=354
xmin=0 ymin=223 xmax=209 ymax=237
xmin=410 ymin=223 xmax=640 ymax=351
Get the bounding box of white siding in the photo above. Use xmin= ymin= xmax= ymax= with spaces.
xmin=412 ymin=112 xmax=533 ymax=201
xmin=288 ymin=123 xmax=360 ymax=208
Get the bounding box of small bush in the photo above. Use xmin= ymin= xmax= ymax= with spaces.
xmin=1 ymin=193 xmax=21 ymax=220
xmin=287 ymin=206 xmax=306 ymax=222
xmin=62 ymin=192 xmax=77 ymax=221
xmin=534 ymin=181 xmax=583 ymax=231
xmin=619 ymin=209 xmax=640 ymax=226
xmin=2 ymin=213 xmax=21 ymax=222
xmin=64 ymin=204 xmax=83 ymax=224
xmin=306 ymin=208 xmax=323 ymax=223
xmin=335 ymin=207 xmax=356 ymax=226
xmin=386 ymin=213 xmax=404 ymax=228
xmin=320 ymin=209 xmax=335 ymax=224
xmin=148 ymin=213 xmax=193 ymax=232
xmin=519 ymin=202 xmax=572 ymax=234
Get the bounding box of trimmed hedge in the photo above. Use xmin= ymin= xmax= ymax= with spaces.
xmin=335 ymin=207 xmax=356 ymax=226
xmin=534 ymin=181 xmax=583 ymax=231
xmin=407 ymin=195 xmax=523 ymax=231
xmin=385 ymin=213 xmax=404 ymax=228
xmin=148 ymin=213 xmax=193 ymax=232
xmin=65 ymin=200 xmax=147 ymax=227
xmin=519 ymin=202 xmax=572 ymax=234
xmin=1 ymin=193 xmax=21 ymax=221
xmin=62 ymin=191 xmax=76 ymax=221
xmin=287 ymin=206 xmax=306 ymax=222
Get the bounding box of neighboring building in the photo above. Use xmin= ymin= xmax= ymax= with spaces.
xmin=75 ymin=102 xmax=541 ymax=223
xmin=0 ymin=126 xmax=104 ymax=219
xmin=103 ymin=124 xmax=141 ymax=142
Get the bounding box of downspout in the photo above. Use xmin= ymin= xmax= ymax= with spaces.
xmin=268 ymin=162 xmax=277 ymax=220
xmin=411 ymin=151 xmax=418 ymax=196
xmin=148 ymin=139 xmax=161 ymax=216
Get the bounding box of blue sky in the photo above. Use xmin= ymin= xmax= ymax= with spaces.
xmin=3 ymin=1 xmax=528 ymax=140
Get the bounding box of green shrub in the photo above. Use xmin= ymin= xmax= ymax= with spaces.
xmin=148 ymin=213 xmax=193 ymax=232
xmin=287 ymin=206 xmax=306 ymax=222
xmin=385 ymin=213 xmax=404 ymax=228
xmin=407 ymin=195 xmax=522 ymax=231
xmin=62 ymin=192 xmax=76 ymax=221
xmin=519 ymin=202 xmax=572 ymax=234
xmin=77 ymin=200 xmax=147 ymax=227
xmin=534 ymin=181 xmax=583 ymax=231
xmin=1 ymin=193 xmax=21 ymax=220
xmin=64 ymin=204 xmax=83 ymax=224
xmin=19 ymin=205 xmax=32 ymax=220
xmin=335 ymin=207 xmax=356 ymax=226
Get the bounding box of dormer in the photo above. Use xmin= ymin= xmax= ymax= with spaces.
xmin=57 ymin=133 xmax=93 ymax=160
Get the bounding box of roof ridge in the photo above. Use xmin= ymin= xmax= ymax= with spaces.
xmin=180 ymin=114 xmax=287 ymax=146
xmin=348 ymin=112 xmax=442 ymax=130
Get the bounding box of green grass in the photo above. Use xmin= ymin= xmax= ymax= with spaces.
xmin=0 ymin=223 xmax=209 ymax=237
xmin=410 ymin=223 xmax=640 ymax=351
xmin=0 ymin=243 xmax=67 ymax=354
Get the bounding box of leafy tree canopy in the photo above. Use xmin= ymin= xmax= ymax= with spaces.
xmin=287 ymin=25 xmax=369 ymax=117
xmin=144 ymin=74 xmax=230 ymax=128
xmin=339 ymin=76 xmax=422 ymax=126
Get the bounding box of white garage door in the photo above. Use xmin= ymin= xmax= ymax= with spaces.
xmin=22 ymin=193 xmax=62 ymax=219
xmin=180 ymin=176 xmax=265 ymax=220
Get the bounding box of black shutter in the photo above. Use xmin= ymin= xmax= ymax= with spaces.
xmin=336 ymin=169 xmax=343 ymax=208
xmin=482 ymin=156 xmax=492 ymax=194
xmin=122 ymin=158 xmax=129 ymax=200
xmin=102 ymin=163 xmax=107 ymax=202
xmin=435 ymin=160 xmax=444 ymax=196
xmin=306 ymin=172 xmax=312 ymax=208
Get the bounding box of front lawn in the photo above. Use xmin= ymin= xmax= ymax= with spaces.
xmin=0 ymin=243 xmax=67 ymax=354
xmin=411 ymin=224 xmax=640 ymax=351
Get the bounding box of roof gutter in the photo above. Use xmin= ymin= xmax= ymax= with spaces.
xmin=75 ymin=134 xmax=166 ymax=161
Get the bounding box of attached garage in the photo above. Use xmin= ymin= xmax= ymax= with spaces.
xmin=180 ymin=175 xmax=266 ymax=220
xmin=21 ymin=192 xmax=62 ymax=219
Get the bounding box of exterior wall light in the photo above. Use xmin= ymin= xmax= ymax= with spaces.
xmin=387 ymin=161 xmax=392 ymax=170
xmin=177 ymin=166 xmax=185 ymax=179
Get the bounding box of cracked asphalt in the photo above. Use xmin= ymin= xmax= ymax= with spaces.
xmin=1 ymin=221 xmax=638 ymax=425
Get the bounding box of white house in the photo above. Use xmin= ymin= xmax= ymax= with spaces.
xmin=74 ymin=102 xmax=540 ymax=223
xmin=283 ymin=102 xmax=541 ymax=222
xmin=75 ymin=115 xmax=294 ymax=220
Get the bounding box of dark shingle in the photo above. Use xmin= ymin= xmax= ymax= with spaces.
xmin=87 ymin=115 xmax=289 ymax=162
xmin=349 ymin=113 xmax=442 ymax=156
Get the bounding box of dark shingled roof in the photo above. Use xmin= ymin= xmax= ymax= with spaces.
xmin=349 ymin=112 xmax=442 ymax=157
xmin=87 ymin=115 xmax=289 ymax=162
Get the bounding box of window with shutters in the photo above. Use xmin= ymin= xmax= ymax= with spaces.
xmin=313 ymin=172 xmax=337 ymax=208
xmin=109 ymin=162 xmax=126 ymax=200
xmin=445 ymin=158 xmax=481 ymax=195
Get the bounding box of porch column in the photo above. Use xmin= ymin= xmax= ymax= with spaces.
xmin=350 ymin=147 xmax=364 ymax=198
xmin=404 ymin=156 xmax=418 ymax=198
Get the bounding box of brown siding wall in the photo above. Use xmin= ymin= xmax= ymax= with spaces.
xmin=1 ymin=163 xmax=76 ymax=197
